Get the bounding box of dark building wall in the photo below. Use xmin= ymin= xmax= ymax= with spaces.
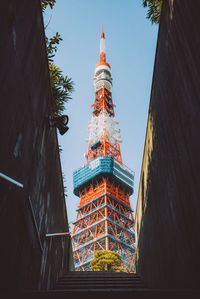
xmin=0 ymin=0 xmax=73 ymax=291
xmin=135 ymin=0 xmax=200 ymax=289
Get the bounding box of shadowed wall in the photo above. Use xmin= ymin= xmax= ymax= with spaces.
xmin=135 ymin=0 xmax=200 ymax=289
xmin=0 ymin=0 xmax=73 ymax=291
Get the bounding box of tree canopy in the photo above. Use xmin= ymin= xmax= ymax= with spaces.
xmin=41 ymin=0 xmax=74 ymax=116
xmin=142 ymin=0 xmax=162 ymax=24
xmin=90 ymin=250 xmax=125 ymax=272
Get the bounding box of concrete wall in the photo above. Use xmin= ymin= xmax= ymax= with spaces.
xmin=135 ymin=0 xmax=200 ymax=289
xmin=0 ymin=0 xmax=73 ymax=291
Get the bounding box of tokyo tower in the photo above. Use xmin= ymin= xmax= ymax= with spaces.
xmin=72 ymin=26 xmax=135 ymax=271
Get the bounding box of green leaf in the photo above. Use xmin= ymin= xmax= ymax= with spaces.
xmin=42 ymin=1 xmax=74 ymax=116
xmin=142 ymin=0 xmax=162 ymax=24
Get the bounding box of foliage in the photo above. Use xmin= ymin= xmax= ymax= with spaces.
xmin=90 ymin=250 xmax=126 ymax=272
xmin=41 ymin=0 xmax=74 ymax=116
xmin=45 ymin=32 xmax=62 ymax=60
xmin=48 ymin=58 xmax=74 ymax=116
xmin=41 ymin=0 xmax=56 ymax=12
xmin=41 ymin=0 xmax=73 ymax=198
xmin=142 ymin=0 xmax=162 ymax=24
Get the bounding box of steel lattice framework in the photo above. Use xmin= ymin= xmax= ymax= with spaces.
xmin=72 ymin=26 xmax=135 ymax=271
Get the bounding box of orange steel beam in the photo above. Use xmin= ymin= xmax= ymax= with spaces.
xmin=79 ymin=182 xmax=131 ymax=208
xmin=74 ymin=206 xmax=134 ymax=233
xmin=119 ymin=243 xmax=129 ymax=261
xmin=109 ymin=241 xmax=117 ymax=251
xmin=92 ymin=87 xmax=115 ymax=117
xmin=75 ymin=207 xmax=134 ymax=235
xmin=83 ymin=243 xmax=94 ymax=262
xmin=72 ymin=174 xmax=134 ymax=271
xmin=87 ymin=139 xmax=122 ymax=164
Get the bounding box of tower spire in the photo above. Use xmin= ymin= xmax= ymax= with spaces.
xmin=100 ymin=24 xmax=106 ymax=63
xmin=100 ymin=24 xmax=105 ymax=38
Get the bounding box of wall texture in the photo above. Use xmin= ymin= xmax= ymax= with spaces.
xmin=135 ymin=0 xmax=200 ymax=289
xmin=0 ymin=0 xmax=73 ymax=291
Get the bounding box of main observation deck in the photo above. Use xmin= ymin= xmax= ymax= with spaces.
xmin=73 ymin=156 xmax=134 ymax=196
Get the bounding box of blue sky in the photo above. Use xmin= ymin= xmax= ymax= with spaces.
xmin=43 ymin=0 xmax=158 ymax=230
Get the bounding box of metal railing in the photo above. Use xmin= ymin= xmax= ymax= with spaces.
xmin=0 ymin=171 xmax=23 ymax=188
xmin=45 ymin=232 xmax=70 ymax=237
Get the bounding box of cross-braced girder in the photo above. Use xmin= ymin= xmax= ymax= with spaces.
xmin=72 ymin=178 xmax=135 ymax=271
xmin=86 ymin=137 xmax=122 ymax=164
xmin=78 ymin=176 xmax=131 ymax=208
xmin=74 ymin=202 xmax=134 ymax=229
xmin=92 ymin=87 xmax=115 ymax=117
xmin=72 ymin=216 xmax=135 ymax=243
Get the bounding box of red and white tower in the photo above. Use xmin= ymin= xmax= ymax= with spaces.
xmin=72 ymin=27 xmax=135 ymax=271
